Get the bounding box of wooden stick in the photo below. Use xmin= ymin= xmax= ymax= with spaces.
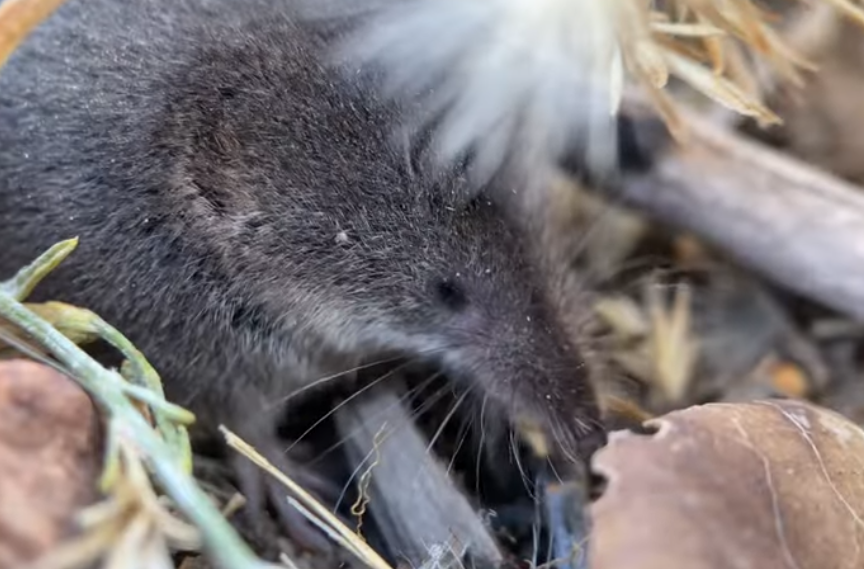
xmin=615 ymin=110 xmax=864 ymax=321
xmin=333 ymin=384 xmax=502 ymax=568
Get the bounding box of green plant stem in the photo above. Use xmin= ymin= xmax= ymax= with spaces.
xmin=92 ymin=315 xmax=194 ymax=472
xmin=0 ymin=292 xmax=276 ymax=569
xmin=0 ymin=238 xmax=77 ymax=300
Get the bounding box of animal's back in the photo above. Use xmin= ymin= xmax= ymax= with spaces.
xmin=0 ymin=0 xmax=604 ymax=455
xmin=0 ymin=0 xmax=428 ymax=407
xmin=0 ymin=6 xmax=608 ymax=544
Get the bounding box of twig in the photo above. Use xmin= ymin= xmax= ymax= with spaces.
xmin=332 ymin=385 xmax=502 ymax=568
xmin=616 ymin=108 xmax=864 ymax=321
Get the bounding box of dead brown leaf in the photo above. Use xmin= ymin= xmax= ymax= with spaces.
xmin=0 ymin=359 xmax=102 ymax=568
xmin=590 ymin=399 xmax=864 ymax=569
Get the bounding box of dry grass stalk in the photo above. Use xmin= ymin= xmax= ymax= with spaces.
xmin=608 ymin=0 xmax=864 ymax=138
xmin=21 ymin=442 xmax=202 ymax=569
xmin=221 ymin=426 xmax=395 ymax=569
xmin=645 ymin=283 xmax=699 ymax=404
xmin=592 ymin=284 xmax=699 ymax=406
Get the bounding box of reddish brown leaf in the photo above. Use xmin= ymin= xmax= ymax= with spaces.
xmin=590 ymin=399 xmax=864 ymax=569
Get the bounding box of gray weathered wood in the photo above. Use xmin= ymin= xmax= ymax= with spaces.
xmin=616 ymin=110 xmax=864 ymax=321
xmin=333 ymin=385 xmax=502 ymax=568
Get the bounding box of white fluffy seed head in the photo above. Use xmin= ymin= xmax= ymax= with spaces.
xmin=305 ymin=0 xmax=625 ymax=198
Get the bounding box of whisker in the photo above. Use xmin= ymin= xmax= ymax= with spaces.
xmin=530 ymin=468 xmax=543 ymax=569
xmin=329 ymin=373 xmax=451 ymax=511
xmin=425 ymin=388 xmax=469 ymax=455
xmin=547 ymin=455 xmax=566 ymax=487
xmin=402 ymin=376 xmax=452 ymax=421
xmin=446 ymin=409 xmax=474 ymax=477
xmin=266 ymin=347 xmax=445 ymax=411
xmin=333 ymin=380 xmax=450 ymax=514
xmin=302 ymin=367 xmax=446 ymax=467
xmin=283 ymin=358 xmax=417 ymax=453
xmin=406 ymin=380 xmax=478 ymax=492
xmin=474 ymin=393 xmax=490 ymax=496
xmin=509 ymin=427 xmax=537 ymax=502
xmin=550 ymin=416 xmax=581 ymax=468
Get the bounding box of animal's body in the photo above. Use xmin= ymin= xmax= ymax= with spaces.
xmin=0 ymin=0 xmax=605 ymax=551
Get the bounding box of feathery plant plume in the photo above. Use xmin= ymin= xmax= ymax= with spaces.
xmin=310 ymin=0 xmax=864 ymax=196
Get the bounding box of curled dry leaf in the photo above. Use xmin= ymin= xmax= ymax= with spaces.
xmin=590 ymin=399 xmax=864 ymax=569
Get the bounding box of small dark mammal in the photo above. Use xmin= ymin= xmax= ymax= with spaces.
xmin=0 ymin=0 xmax=607 ymax=555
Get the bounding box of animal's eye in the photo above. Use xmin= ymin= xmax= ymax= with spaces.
xmin=433 ymin=278 xmax=468 ymax=312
